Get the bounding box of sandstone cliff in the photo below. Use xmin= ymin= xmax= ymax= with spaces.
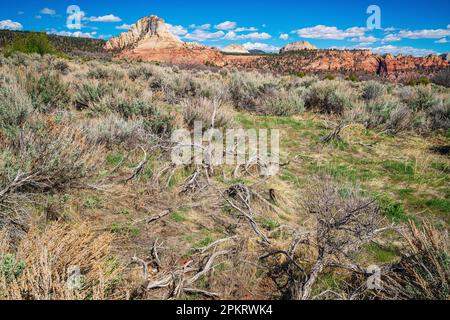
xmin=105 ymin=16 xmax=225 ymax=66
xmin=228 ymin=49 xmax=449 ymax=81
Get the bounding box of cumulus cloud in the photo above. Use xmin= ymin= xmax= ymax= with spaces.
xmin=435 ymin=38 xmax=448 ymax=43
xmin=115 ymin=24 xmax=131 ymax=30
xmin=397 ymin=28 xmax=450 ymax=39
xmin=184 ymin=29 xmax=225 ymax=41
xmin=214 ymin=21 xmax=237 ymax=30
xmin=242 ymin=42 xmax=279 ymax=52
xmin=189 ymin=23 xmax=211 ymax=30
xmin=235 ymin=27 xmax=258 ymax=32
xmin=292 ymin=25 xmax=366 ymax=40
xmin=89 ymin=14 xmax=121 ymax=22
xmin=40 ymin=8 xmax=56 ymax=15
xmin=371 ymin=45 xmax=435 ymax=56
xmin=382 ymin=34 xmax=401 ymax=42
xmin=350 ymin=35 xmax=378 ymax=43
xmin=48 ymin=30 xmax=97 ymax=38
xmin=223 ymin=31 xmax=271 ymax=40
xmin=166 ymin=23 xmax=188 ymax=36
xmin=279 ymin=33 xmax=289 ymax=40
xmin=0 ymin=19 xmax=23 ymax=30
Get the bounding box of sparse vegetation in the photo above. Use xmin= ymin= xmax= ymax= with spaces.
xmin=0 ymin=51 xmax=448 ymax=301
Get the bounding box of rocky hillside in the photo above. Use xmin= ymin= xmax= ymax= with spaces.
xmin=228 ymin=49 xmax=449 ymax=81
xmin=105 ymin=16 xmax=225 ymax=66
xmin=280 ymin=41 xmax=317 ymax=53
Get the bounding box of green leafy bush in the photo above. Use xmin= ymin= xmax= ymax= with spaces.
xmin=3 ymin=32 xmax=57 ymax=57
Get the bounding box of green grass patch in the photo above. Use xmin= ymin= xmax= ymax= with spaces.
xmin=377 ymin=196 xmax=411 ymax=223
xmin=382 ymin=160 xmax=416 ymax=179
xmin=365 ymin=243 xmax=398 ymax=263
xmin=106 ymin=152 xmax=124 ymax=167
xmin=170 ymin=211 xmax=187 ymax=222
xmin=110 ymin=223 xmax=140 ymax=236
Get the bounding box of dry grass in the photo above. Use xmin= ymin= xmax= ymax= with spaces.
xmin=0 ymin=222 xmax=125 ymax=300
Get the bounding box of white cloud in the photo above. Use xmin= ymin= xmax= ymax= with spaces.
xmin=435 ymin=38 xmax=448 ymax=43
xmin=35 ymin=15 xmax=42 ymax=20
xmin=279 ymin=33 xmax=289 ymax=40
xmin=447 ymin=24 xmax=450 ymax=29
xmin=184 ymin=29 xmax=225 ymax=41
xmin=383 ymin=27 xmax=397 ymax=32
xmin=17 ymin=11 xmax=24 ymax=15
xmin=382 ymin=34 xmax=401 ymax=42
xmin=235 ymin=27 xmax=258 ymax=32
xmin=166 ymin=23 xmax=188 ymax=36
xmin=397 ymin=28 xmax=450 ymax=39
xmin=40 ymin=8 xmax=56 ymax=15
xmin=89 ymin=14 xmax=121 ymax=22
xmin=214 ymin=21 xmax=237 ymax=30
xmin=0 ymin=19 xmax=23 ymax=30
xmin=242 ymin=42 xmax=279 ymax=53
xmin=223 ymin=31 xmax=271 ymax=40
xmin=48 ymin=30 xmax=97 ymax=38
xmin=189 ymin=23 xmax=211 ymax=30
xmin=371 ymin=45 xmax=435 ymax=56
xmin=293 ymin=25 xmax=366 ymax=40
xmin=115 ymin=23 xmax=131 ymax=30
xmin=350 ymin=35 xmax=378 ymax=43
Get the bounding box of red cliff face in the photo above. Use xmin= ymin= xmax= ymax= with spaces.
xmin=227 ymin=50 xmax=449 ymax=81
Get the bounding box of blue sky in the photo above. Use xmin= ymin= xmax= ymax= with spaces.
xmin=0 ymin=0 xmax=449 ymax=55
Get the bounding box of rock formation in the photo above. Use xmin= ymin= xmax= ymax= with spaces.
xmin=280 ymin=41 xmax=317 ymax=54
xmin=105 ymin=16 xmax=225 ymax=66
xmin=221 ymin=44 xmax=250 ymax=54
xmin=228 ymin=49 xmax=449 ymax=81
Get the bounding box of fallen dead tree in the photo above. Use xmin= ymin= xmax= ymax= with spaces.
xmin=131 ymin=237 xmax=238 ymax=299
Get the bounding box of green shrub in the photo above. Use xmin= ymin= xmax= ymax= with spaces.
xmin=362 ymin=81 xmax=385 ymax=101
xmin=410 ymin=86 xmax=438 ymax=111
xmin=260 ymin=89 xmax=305 ymax=116
xmin=3 ymin=32 xmax=57 ymax=57
xmin=27 ymin=72 xmax=70 ymax=112
xmin=0 ymin=253 xmax=25 ymax=283
xmin=74 ymin=82 xmax=112 ymax=110
xmin=0 ymin=80 xmax=32 ymax=135
xmin=305 ymin=81 xmax=353 ymax=114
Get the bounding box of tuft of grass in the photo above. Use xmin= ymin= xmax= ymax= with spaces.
xmin=170 ymin=211 xmax=187 ymax=222
xmin=365 ymin=243 xmax=398 ymax=263
xmin=377 ymin=196 xmax=411 ymax=223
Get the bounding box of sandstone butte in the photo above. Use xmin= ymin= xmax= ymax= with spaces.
xmin=105 ymin=15 xmax=449 ymax=80
xmin=221 ymin=44 xmax=250 ymax=54
xmin=279 ymin=41 xmax=318 ymax=53
xmin=104 ymin=16 xmax=225 ymax=66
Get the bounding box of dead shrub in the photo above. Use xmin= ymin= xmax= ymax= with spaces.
xmin=182 ymin=97 xmax=234 ymax=129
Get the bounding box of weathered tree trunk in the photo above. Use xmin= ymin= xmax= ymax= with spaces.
xmin=298 ymin=251 xmax=325 ymax=300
